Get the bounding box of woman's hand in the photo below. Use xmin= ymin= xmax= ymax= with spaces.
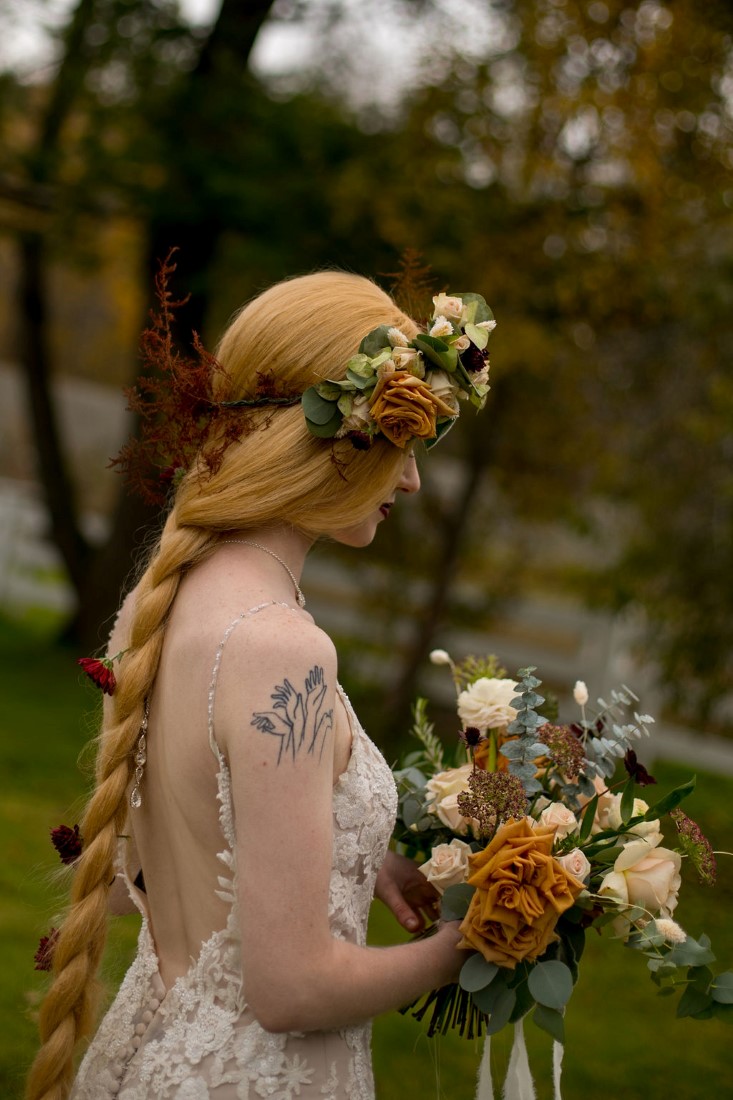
xmin=374 ymin=849 xmax=441 ymax=933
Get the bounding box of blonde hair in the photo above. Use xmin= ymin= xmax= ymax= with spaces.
xmin=26 ymin=272 xmax=419 ymax=1100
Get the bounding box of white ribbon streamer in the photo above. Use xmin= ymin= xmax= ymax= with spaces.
xmin=502 ymin=1020 xmax=536 ymax=1100
xmin=476 ymin=1034 xmax=494 ymax=1100
xmin=552 ymin=1040 xmax=564 ymax=1100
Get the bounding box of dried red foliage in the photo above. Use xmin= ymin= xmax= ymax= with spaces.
xmin=34 ymin=927 xmax=59 ymax=972
xmin=383 ymin=248 xmax=435 ymax=327
xmin=50 ymin=824 xmax=83 ymax=865
xmin=109 ymin=249 xmax=298 ymax=506
xmin=77 ymin=656 xmax=116 ymax=695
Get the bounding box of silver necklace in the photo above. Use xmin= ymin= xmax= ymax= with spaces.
xmin=220 ymin=540 xmax=306 ymax=608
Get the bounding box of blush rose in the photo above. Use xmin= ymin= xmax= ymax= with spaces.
xmin=419 ymin=839 xmax=472 ymax=894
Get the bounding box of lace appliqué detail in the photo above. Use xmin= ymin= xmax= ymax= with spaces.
xmin=71 ymin=607 xmax=397 ymax=1100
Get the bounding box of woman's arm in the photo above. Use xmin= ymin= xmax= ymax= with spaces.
xmin=217 ymin=615 xmax=469 ymax=1034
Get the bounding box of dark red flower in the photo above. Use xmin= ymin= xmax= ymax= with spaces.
xmin=347 ymin=430 xmax=373 ymax=451
xmin=623 ymin=749 xmax=657 ymax=787
xmin=50 ymin=824 xmax=83 ymax=865
xmin=459 ymin=342 xmax=489 ymax=373
xmin=77 ymin=656 xmax=116 ymax=695
xmin=459 ymin=726 xmax=484 ymax=748
xmin=34 ymin=927 xmax=59 ymax=972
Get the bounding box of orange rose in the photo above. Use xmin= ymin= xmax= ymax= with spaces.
xmin=458 ymin=818 xmax=584 ymax=969
xmin=369 ymin=369 xmax=457 ymax=448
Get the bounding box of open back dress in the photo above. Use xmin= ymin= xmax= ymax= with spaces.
xmin=70 ymin=602 xmax=398 ymax=1100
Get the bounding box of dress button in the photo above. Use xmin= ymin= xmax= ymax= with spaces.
xmin=111 ymin=1061 xmax=124 ymax=1078
xmin=142 ymin=1010 xmax=154 ymax=1024
xmin=149 ymin=997 xmax=161 ymax=1011
xmin=131 ymin=1035 xmax=142 ymax=1050
xmin=134 ymin=1023 xmax=146 ymax=1036
xmin=124 ymin=1043 xmax=135 ymax=1059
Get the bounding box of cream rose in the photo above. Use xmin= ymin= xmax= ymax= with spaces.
xmin=419 ymin=839 xmax=472 ymax=894
xmin=557 ymin=848 xmax=591 ymax=882
xmin=538 ymin=803 xmax=579 ymax=839
xmin=432 ymin=293 xmax=464 ymax=322
xmin=336 ymin=395 xmax=372 ymax=437
xmin=454 ymin=335 xmax=470 ymax=352
xmin=599 ymin=839 xmax=682 ymax=916
xmin=595 ymin=792 xmax=662 ymax=845
xmin=457 ymin=677 xmax=518 ymax=733
xmin=391 ymin=346 xmax=423 ymax=376
xmin=425 ymin=764 xmax=475 ymax=835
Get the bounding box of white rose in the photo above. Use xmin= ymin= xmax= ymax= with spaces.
xmin=392 ymin=346 xmax=423 ymax=376
xmin=457 ymin=677 xmax=518 ymax=733
xmin=429 ymin=649 xmax=453 ymax=666
xmin=539 ymin=803 xmax=579 ymax=839
xmin=599 ymin=839 xmax=682 ymax=916
xmin=573 ymin=680 xmax=589 ymax=706
xmin=432 ymin=293 xmax=464 ymax=322
xmin=425 ymin=764 xmax=475 ymax=835
xmin=429 ymin=316 xmax=454 ymax=339
xmin=419 ymin=839 xmax=472 ymax=894
xmin=454 ymin=334 xmax=470 ymax=352
xmin=557 ymin=848 xmax=591 ymax=882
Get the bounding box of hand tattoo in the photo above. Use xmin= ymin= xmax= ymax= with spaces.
xmin=251 ymin=666 xmax=333 ymax=765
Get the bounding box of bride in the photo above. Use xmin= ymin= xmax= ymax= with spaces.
xmin=26 ymin=271 xmax=492 ymax=1100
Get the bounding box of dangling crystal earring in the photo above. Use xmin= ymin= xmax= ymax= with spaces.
xmin=129 ymin=702 xmax=149 ymax=810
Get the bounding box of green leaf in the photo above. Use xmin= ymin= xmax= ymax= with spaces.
xmin=465 ymin=322 xmax=489 ymax=350
xmin=578 ymin=794 xmax=598 ymax=842
xmin=345 ymin=367 xmax=373 ymax=390
xmin=305 ymin=407 xmax=342 ymax=438
xmin=413 ymin=334 xmax=459 ymax=372
xmin=677 ymin=983 xmax=713 ymax=1018
xmin=711 ymin=972 xmax=733 ymax=1004
xmin=302 ymin=386 xmax=338 ymax=425
xmin=533 ymin=1003 xmax=565 ymax=1044
xmin=359 ymin=325 xmax=392 ymax=358
xmin=456 ymin=291 xmax=494 ymax=324
xmin=620 ymin=774 xmax=636 ymax=824
xmin=527 ymin=960 xmax=574 ymax=1010
xmin=440 ymin=883 xmax=474 ymax=921
xmin=667 ymin=935 xmax=717 ymax=968
xmin=459 ymin=954 xmax=499 ymax=993
xmin=561 ymin=924 xmax=586 ymax=967
xmin=485 ymin=986 xmax=517 ymax=1035
xmin=643 ymin=777 xmax=696 ymax=818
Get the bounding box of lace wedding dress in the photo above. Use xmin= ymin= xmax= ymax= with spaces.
xmin=71 ymin=603 xmax=398 ymax=1100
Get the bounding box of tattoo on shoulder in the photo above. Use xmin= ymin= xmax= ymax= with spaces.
xmin=250 ymin=666 xmax=333 ymax=765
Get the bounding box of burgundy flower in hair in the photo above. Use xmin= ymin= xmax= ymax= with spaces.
xmin=34 ymin=927 xmax=59 ymax=972
xmin=50 ymin=824 xmax=83 ymax=865
xmin=77 ymin=656 xmax=117 ymax=696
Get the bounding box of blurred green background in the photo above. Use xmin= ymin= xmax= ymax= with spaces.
xmin=2 ymin=0 xmax=732 ymax=1096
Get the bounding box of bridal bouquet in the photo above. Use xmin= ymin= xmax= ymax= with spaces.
xmin=392 ymin=651 xmax=731 ymax=1095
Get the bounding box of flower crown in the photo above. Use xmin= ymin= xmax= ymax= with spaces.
xmin=300 ymin=292 xmax=495 ymax=450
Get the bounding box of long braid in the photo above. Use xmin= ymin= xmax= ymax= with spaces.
xmin=26 ymin=514 xmax=215 ymax=1100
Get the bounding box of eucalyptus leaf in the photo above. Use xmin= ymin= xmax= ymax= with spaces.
xmin=305 ymin=408 xmax=342 ymax=438
xmin=359 ymin=325 xmax=392 ymax=358
xmin=485 ymin=986 xmax=517 ymax=1035
xmin=460 ymin=955 xmax=499 ymax=993
xmin=456 ymin=291 xmax=493 ymax=324
xmin=440 ymin=883 xmax=474 ymax=921
xmin=677 ymin=983 xmax=712 ymax=1018
xmin=527 ymin=960 xmax=574 ymax=1009
xmin=471 ymin=970 xmax=509 ymax=1013
xmin=345 ymin=367 xmax=373 ymax=390
xmin=666 ymin=934 xmax=717 ymax=968
xmin=302 ymin=387 xmax=338 ymax=425
xmin=532 ymin=1004 xmax=565 ymax=1044
xmin=711 ymin=972 xmax=733 ymax=1004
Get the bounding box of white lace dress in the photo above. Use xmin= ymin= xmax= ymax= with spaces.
xmin=71 ymin=606 xmax=398 ymax=1100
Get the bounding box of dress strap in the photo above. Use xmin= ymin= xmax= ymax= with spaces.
xmin=207 ymin=600 xmax=301 ymax=761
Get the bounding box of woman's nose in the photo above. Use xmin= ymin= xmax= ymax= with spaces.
xmin=398 ymin=454 xmax=421 ymax=495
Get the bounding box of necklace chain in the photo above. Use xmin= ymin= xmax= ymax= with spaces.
xmin=220 ymin=540 xmax=306 ymax=608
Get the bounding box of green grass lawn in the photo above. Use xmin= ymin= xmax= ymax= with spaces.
xmin=2 ymin=613 xmax=732 ymax=1099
